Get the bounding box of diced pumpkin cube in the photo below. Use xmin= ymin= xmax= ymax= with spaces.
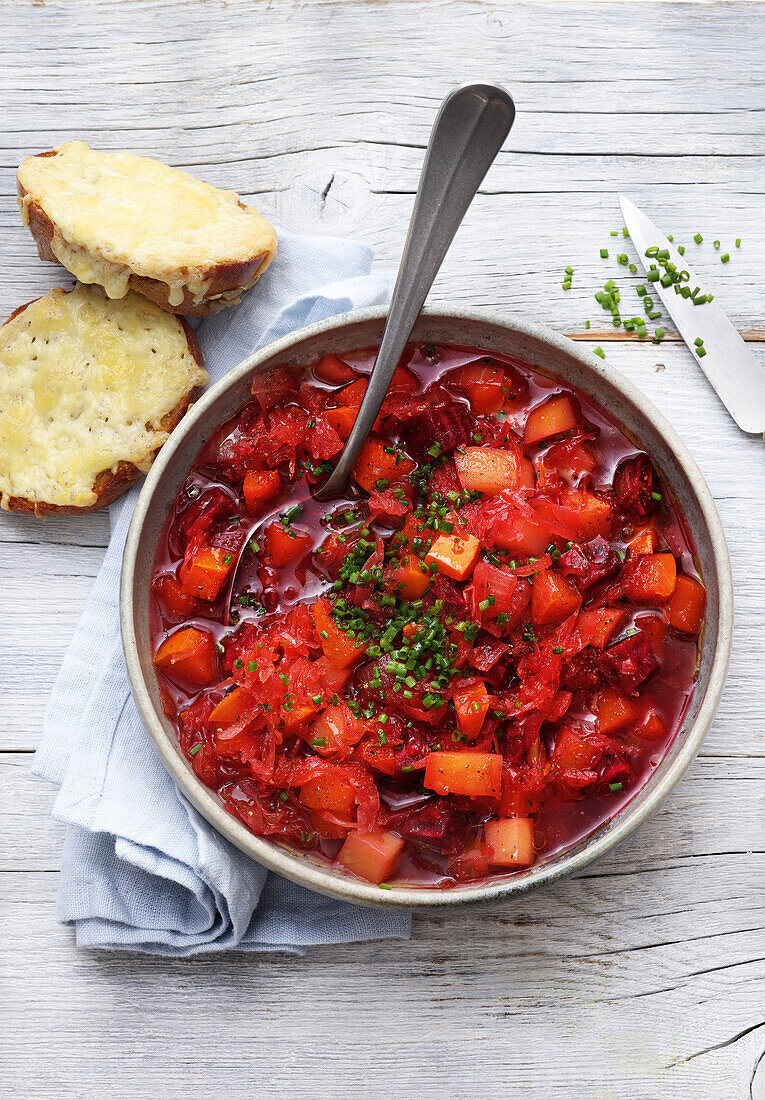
xmin=243 ymin=469 xmax=281 ymax=514
xmin=524 ymin=394 xmax=578 ymax=445
xmin=336 ymin=829 xmax=404 ymax=884
xmin=313 ymin=598 xmax=368 ymax=668
xmin=626 ymin=524 xmax=658 ymax=557
xmin=424 ymin=751 xmax=502 ymax=798
xmin=323 ymin=406 xmax=357 ymax=441
xmin=264 ymin=521 xmax=313 ymax=567
xmin=181 ymin=545 xmax=233 ymax=601
xmin=531 ymin=570 xmax=581 ymax=626
xmin=353 ymin=437 xmax=415 ymax=494
xmin=494 ymin=515 xmax=553 ymax=557
xmin=667 ymin=574 xmax=706 ymax=634
xmin=484 ymin=817 xmax=535 ymax=868
xmin=597 ymin=687 xmax=639 ymax=733
xmin=154 ymin=627 xmax=217 ymax=685
xmin=452 ymin=680 xmax=490 ymax=740
xmin=208 ymin=686 xmax=251 ymax=727
xmin=621 ymin=553 xmax=677 ymax=603
xmin=425 ymin=528 xmax=480 ymax=581
xmin=387 ymin=554 xmax=431 ymax=600
xmin=454 ymin=361 xmax=507 ymax=413
xmin=454 ymin=446 xmax=519 ymax=495
xmin=314 ymin=353 xmax=359 ymax=385
xmin=577 ymin=607 xmax=625 ymax=649
xmin=300 ymin=774 xmax=357 ymax=819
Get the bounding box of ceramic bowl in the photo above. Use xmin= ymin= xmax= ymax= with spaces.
xmin=121 ymin=306 xmax=733 ymax=908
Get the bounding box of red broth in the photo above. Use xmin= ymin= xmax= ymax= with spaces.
xmin=149 ymin=343 xmax=704 ymax=887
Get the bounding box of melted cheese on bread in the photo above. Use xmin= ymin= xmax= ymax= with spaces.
xmin=17 ymin=143 xmax=277 ymax=307
xmin=0 ymin=285 xmax=208 ymax=509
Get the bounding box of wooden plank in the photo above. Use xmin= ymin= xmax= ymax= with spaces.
xmin=2 ymin=865 xmax=763 ymax=1098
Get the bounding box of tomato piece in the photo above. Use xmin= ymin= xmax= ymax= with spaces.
xmin=304 ymin=704 xmax=364 ymax=756
xmin=337 ymin=378 xmax=367 ymax=406
xmin=208 ymin=686 xmax=252 ymax=727
xmin=472 ymin=561 xmax=518 ymax=615
xmin=452 ymin=680 xmax=490 ymax=740
xmin=425 ymin=528 xmax=480 ymax=581
xmin=518 ymin=456 xmax=536 ymax=489
xmin=314 ymin=353 xmax=359 ymax=385
xmin=454 ymin=447 xmax=520 ymax=495
xmin=398 ymin=512 xmax=433 ymax=552
xmin=154 ymin=627 xmax=217 ymax=685
xmin=281 ymin=701 xmax=320 ymax=734
xmin=484 ymin=817 xmax=535 ymax=868
xmin=154 ymin=574 xmax=198 ymax=618
xmin=323 ymin=406 xmax=357 ymax=441
xmin=355 ymin=735 xmax=397 ymax=776
xmin=181 ymin=545 xmax=233 ymax=601
xmin=387 ymin=554 xmax=431 ymax=600
xmin=264 ymin=521 xmax=313 ymax=567
xmin=313 ymin=598 xmax=368 ymax=668
xmin=620 ymin=553 xmax=677 ymax=603
xmin=553 ymin=727 xmax=601 ymax=771
xmin=667 ymin=574 xmax=706 ymax=634
xmin=423 ymin=752 xmax=502 ymax=798
xmin=243 ymin=469 xmax=281 ymax=514
xmin=597 ymin=687 xmax=639 ymax=733
xmin=531 ymin=570 xmax=581 ymax=626
xmin=353 ymin=437 xmax=415 ymax=494
xmin=336 ymin=829 xmax=405 ymax=884
xmin=300 ymin=773 xmax=357 ymax=819
xmin=638 ymin=707 xmax=666 ymax=739
xmin=524 ymin=394 xmax=579 ymax=445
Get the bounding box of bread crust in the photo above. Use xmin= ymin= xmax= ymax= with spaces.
xmin=17 ymin=149 xmax=275 ymax=318
xmin=1 ymin=294 xmax=205 ymax=516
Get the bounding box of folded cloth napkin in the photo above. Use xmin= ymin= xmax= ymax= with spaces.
xmin=33 ymin=230 xmax=411 ymax=955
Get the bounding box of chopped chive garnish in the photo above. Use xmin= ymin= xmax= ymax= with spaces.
xmin=694 ymin=336 xmax=704 ymax=347
xmin=593 ymin=346 xmax=605 ymax=359
xmin=189 ymin=743 xmax=202 ymax=756
xmin=736 ymin=238 xmax=741 ymax=248
xmin=713 ymin=240 xmax=720 ymax=249
xmin=693 ymin=233 xmax=703 ymax=244
xmin=600 ymin=248 xmax=609 ymax=258
xmin=609 ymin=781 xmax=623 ymax=793
xmin=651 ymin=491 xmax=663 ymax=501
xmin=721 ymin=253 xmax=730 ymax=264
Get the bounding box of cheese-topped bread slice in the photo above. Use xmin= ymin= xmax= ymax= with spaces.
xmin=0 ymin=284 xmax=208 ymax=514
xmin=17 ymin=143 xmax=278 ymax=318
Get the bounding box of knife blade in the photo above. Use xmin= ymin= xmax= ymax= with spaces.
xmin=619 ymin=195 xmax=765 ymax=434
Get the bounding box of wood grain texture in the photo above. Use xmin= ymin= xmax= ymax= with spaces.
xmin=1 ymin=1 xmax=764 ymax=1098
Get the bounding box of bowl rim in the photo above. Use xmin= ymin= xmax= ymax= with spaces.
xmin=121 ymin=304 xmax=734 ymax=908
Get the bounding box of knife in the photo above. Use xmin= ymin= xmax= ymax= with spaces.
xmin=619 ymin=195 xmax=765 ymax=434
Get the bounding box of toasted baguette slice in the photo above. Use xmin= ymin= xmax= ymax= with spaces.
xmin=0 ymin=284 xmax=208 ymax=515
xmin=17 ymin=142 xmax=277 ymax=318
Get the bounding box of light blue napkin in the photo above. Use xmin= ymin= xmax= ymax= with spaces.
xmin=33 ymin=231 xmax=411 ymax=955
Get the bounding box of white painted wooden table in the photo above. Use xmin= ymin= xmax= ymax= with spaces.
xmin=1 ymin=2 xmax=763 ymax=1096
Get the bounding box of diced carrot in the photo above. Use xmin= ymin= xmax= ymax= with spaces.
xmin=452 ymin=680 xmax=490 ymax=740
xmin=577 ymin=607 xmax=625 ymax=649
xmin=264 ymin=521 xmax=313 ymax=567
xmin=597 ymin=687 xmax=639 ymax=733
xmin=495 ymin=515 xmax=552 ymax=557
xmin=398 ymin=512 xmax=433 ymax=552
xmin=553 ymin=727 xmax=601 ymax=771
xmin=154 ymin=627 xmax=217 ymax=685
xmin=337 ymin=378 xmax=368 ymax=406
xmin=387 ymin=554 xmax=431 ymax=600
xmin=484 ymin=817 xmax=535 ymax=868
xmin=314 ymin=353 xmax=359 ymax=385
xmin=336 ymin=829 xmax=405 ymax=884
xmin=300 ymin=774 xmax=357 ymax=819
xmin=638 ymin=707 xmax=666 ymax=739
xmin=313 ymin=598 xmax=368 ymax=669
xmin=181 ymin=545 xmax=233 ymax=602
xmin=626 ymin=525 xmax=658 ymax=557
xmin=524 ymin=394 xmax=579 ymax=445
xmin=154 ymin=574 xmax=197 ymax=618
xmin=209 ymin=686 xmax=251 ymax=727
xmin=425 ymin=528 xmax=480 ymax=581
xmin=667 ymin=574 xmax=706 ymax=634
xmin=323 ymin=406 xmax=357 ymax=441
xmin=353 ymin=437 xmax=415 ymax=494
xmin=454 ymin=361 xmax=506 ymax=413
xmin=355 ymin=735 xmax=397 ymax=777
xmin=531 ymin=570 xmax=581 ymax=626
xmin=243 ymin=469 xmax=281 ymax=514
xmin=621 ymin=553 xmax=677 ymax=603
xmin=454 ymin=446 xmax=520 ymax=496
xmin=424 ymin=751 xmax=503 ymax=798
xmin=281 ymin=700 xmax=320 ymax=734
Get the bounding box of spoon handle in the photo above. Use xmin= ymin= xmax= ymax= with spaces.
xmin=315 ymin=82 xmax=515 ymax=500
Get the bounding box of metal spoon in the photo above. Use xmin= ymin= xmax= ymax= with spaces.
xmin=226 ymin=83 xmax=515 ymax=621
